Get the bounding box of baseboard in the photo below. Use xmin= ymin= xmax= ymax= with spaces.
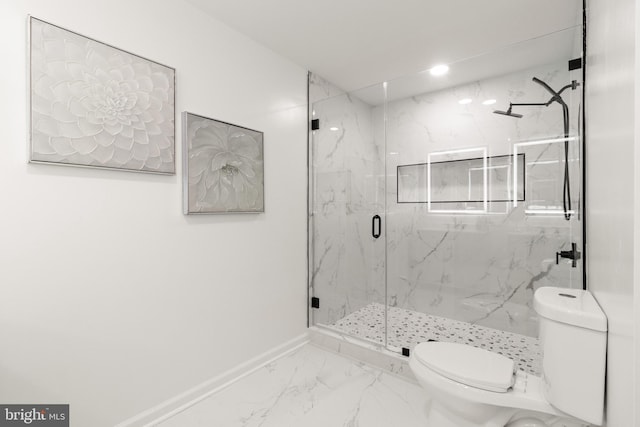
xmin=114 ymin=333 xmax=309 ymax=427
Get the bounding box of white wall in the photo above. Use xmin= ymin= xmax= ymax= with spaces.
xmin=585 ymin=0 xmax=638 ymax=426
xmin=0 ymin=1 xmax=308 ymax=426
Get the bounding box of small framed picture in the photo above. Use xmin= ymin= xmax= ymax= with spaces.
xmin=183 ymin=112 xmax=264 ymax=214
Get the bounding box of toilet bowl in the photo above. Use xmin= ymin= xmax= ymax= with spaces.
xmin=409 ymin=287 xmax=607 ymax=427
xmin=409 ymin=342 xmax=585 ymax=427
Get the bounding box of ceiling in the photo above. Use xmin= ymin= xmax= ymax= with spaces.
xmin=185 ymin=0 xmax=582 ymax=93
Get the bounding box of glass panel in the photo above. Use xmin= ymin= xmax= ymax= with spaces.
xmin=398 ymin=154 xmax=525 ymax=204
xmin=383 ymin=27 xmax=583 ymax=368
xmin=308 ymin=74 xmax=386 ymax=346
xmin=427 ymin=147 xmax=489 ymax=213
xmin=308 ymin=21 xmax=584 ymax=373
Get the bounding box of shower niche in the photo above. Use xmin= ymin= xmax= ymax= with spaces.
xmin=397 ymin=153 xmax=526 ymax=213
xmin=308 ymin=25 xmax=584 ymax=369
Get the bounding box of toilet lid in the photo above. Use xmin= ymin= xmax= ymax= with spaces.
xmin=413 ymin=342 xmax=515 ymax=393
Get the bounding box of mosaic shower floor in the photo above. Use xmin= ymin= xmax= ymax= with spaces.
xmin=329 ymin=303 xmax=541 ymax=375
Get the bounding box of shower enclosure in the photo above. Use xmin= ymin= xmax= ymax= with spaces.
xmin=308 ymin=26 xmax=584 ymax=374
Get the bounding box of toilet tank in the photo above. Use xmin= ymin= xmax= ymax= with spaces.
xmin=534 ymin=287 xmax=607 ymax=426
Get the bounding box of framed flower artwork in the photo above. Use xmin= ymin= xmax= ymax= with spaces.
xmin=29 ymin=16 xmax=175 ymax=174
xmin=182 ymin=112 xmax=264 ymax=214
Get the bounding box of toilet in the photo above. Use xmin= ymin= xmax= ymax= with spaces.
xmin=409 ymin=287 xmax=607 ymax=427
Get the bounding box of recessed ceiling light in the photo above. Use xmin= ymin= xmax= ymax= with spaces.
xmin=429 ymin=64 xmax=449 ymax=76
xmin=329 ymin=127 xmax=339 ymax=131
xmin=458 ymin=98 xmax=473 ymax=105
xmin=482 ymin=99 xmax=497 ymax=105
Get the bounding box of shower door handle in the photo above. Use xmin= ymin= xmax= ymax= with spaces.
xmin=372 ymin=215 xmax=381 ymax=239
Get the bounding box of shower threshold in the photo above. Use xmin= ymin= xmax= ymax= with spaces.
xmin=328 ymin=302 xmax=541 ymax=376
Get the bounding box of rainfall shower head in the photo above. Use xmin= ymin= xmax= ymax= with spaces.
xmin=493 ymin=105 xmax=523 ymax=119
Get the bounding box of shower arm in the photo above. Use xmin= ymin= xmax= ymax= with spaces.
xmin=509 ymin=98 xmax=569 ymax=128
xmin=509 ymin=101 xmax=553 ymax=108
xmin=557 ymin=82 xmax=579 ymax=96
xmin=509 ymin=85 xmax=573 ymax=127
xmin=502 ymin=80 xmax=578 ymax=114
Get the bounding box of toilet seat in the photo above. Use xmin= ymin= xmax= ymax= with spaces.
xmin=413 ymin=342 xmax=515 ymax=392
xmin=410 ymin=342 xmax=564 ymax=416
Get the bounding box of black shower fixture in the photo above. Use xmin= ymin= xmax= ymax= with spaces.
xmin=493 ymin=77 xmax=579 ymax=221
xmin=492 ymin=105 xmax=523 ymax=118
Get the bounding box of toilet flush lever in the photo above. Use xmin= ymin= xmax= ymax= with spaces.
xmin=556 ymin=242 xmax=581 ymax=268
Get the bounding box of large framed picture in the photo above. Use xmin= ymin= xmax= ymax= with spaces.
xmin=183 ymin=112 xmax=264 ymax=214
xmin=29 ymin=16 xmax=176 ymax=174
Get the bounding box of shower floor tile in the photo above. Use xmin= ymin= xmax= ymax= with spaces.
xmin=331 ymin=303 xmax=542 ymax=375
xmin=156 ymin=343 xmax=429 ymax=427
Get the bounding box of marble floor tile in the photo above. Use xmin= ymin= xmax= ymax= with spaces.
xmin=156 ymin=343 xmax=429 ymax=427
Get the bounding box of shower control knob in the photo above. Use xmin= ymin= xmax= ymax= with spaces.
xmin=556 ymin=242 xmax=581 ymax=268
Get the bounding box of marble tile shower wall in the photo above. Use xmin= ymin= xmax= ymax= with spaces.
xmin=309 ymin=61 xmax=582 ymax=338
xmin=309 ymin=74 xmax=385 ymax=328
xmin=380 ymin=61 xmax=583 ymax=337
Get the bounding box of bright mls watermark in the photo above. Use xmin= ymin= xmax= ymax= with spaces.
xmin=0 ymin=405 xmax=68 ymax=426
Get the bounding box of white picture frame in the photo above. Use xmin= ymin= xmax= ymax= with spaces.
xmin=183 ymin=112 xmax=265 ymax=214
xmin=29 ymin=16 xmax=176 ymax=174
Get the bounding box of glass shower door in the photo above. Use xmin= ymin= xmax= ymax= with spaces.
xmin=308 ymin=77 xmax=387 ymax=346
xmin=382 ymin=30 xmax=584 ymax=366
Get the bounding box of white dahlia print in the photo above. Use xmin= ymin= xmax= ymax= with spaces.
xmin=30 ymin=17 xmax=175 ymax=173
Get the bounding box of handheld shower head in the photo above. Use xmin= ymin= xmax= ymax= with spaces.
xmin=532 ymin=77 xmax=558 ymax=97
xmin=532 ymin=77 xmax=579 ymax=104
